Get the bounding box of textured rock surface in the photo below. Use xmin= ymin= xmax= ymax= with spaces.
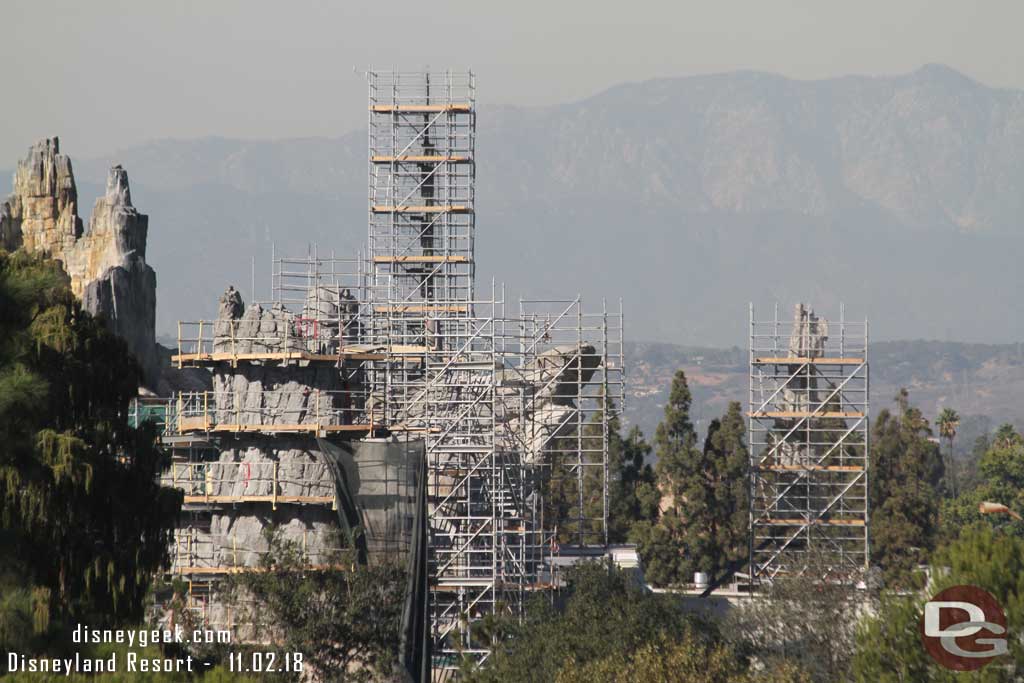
xmin=1 ymin=138 xmax=159 ymax=385
xmin=496 ymin=343 xmax=600 ymax=463
xmin=211 ymin=363 xmax=352 ymax=426
xmin=774 ymin=303 xmax=831 ymax=466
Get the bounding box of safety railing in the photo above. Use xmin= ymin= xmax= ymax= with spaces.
xmin=163 ymin=461 xmax=335 ymax=508
xmin=176 ymin=316 xmax=366 ymax=361
xmin=174 ymin=389 xmax=374 ymax=433
xmin=128 ymin=397 xmax=177 ymax=435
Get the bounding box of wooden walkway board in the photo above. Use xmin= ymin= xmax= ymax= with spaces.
xmin=371 ymin=155 xmax=471 ymax=163
xmin=374 ymin=304 xmax=469 ymax=314
xmin=389 ymin=344 xmax=430 ymax=354
xmin=173 ymin=350 xmax=386 ymax=364
xmin=757 ymin=465 xmax=864 ymax=472
xmin=373 ymin=255 xmax=469 ymax=264
xmin=370 ymin=104 xmax=472 ymax=113
xmin=760 ymin=518 xmax=866 ymax=527
xmin=372 ymin=204 xmax=471 ymax=214
xmin=753 ymin=357 xmax=865 ymax=365
xmin=750 ymin=410 xmax=865 ymax=419
xmin=174 ymin=564 xmax=344 ymax=576
xmin=210 ymin=424 xmax=373 ymax=433
xmin=177 ymin=422 xmax=377 ymax=434
xmin=183 ymin=495 xmax=335 ymax=505
xmin=173 ymin=422 xmax=434 ymax=435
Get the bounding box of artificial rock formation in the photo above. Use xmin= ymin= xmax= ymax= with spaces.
xmin=773 ymin=303 xmax=831 ymax=466
xmin=0 ymin=138 xmax=159 ymax=386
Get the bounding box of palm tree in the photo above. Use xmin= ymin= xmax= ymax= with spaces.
xmin=937 ymin=408 xmax=960 ymax=497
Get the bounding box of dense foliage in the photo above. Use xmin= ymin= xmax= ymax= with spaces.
xmin=868 ymin=389 xmax=945 ymax=587
xmin=544 ymin=397 xmax=658 ymax=545
xmin=727 ymin=551 xmax=860 ymax=683
xmin=633 ymin=371 xmax=749 ymax=586
xmin=225 ymin=531 xmax=405 ymax=683
xmin=472 ymin=562 xmax=807 ymax=683
xmin=941 ymin=423 xmax=1024 ymax=539
xmin=607 ymin=424 xmax=658 ymax=543
xmin=0 ymin=250 xmax=180 ymax=648
xmin=852 ymin=525 xmax=1024 ymax=681
xmin=936 ymin=407 xmax=961 ymax=496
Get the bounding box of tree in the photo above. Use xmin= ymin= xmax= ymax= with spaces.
xmin=472 ymin=562 xmax=778 ymax=683
xmin=993 ymin=422 xmax=1023 ymax=449
xmin=695 ymin=402 xmax=749 ymax=580
xmin=941 ymin=423 xmax=1024 ymax=540
xmin=540 ymin=392 xmax=656 ymax=552
xmin=869 ymin=389 xmax=945 ymax=588
xmin=575 ymin=397 xmax=659 ymax=545
xmin=634 ymin=371 xmax=749 ymax=586
xmin=632 ymin=370 xmax=702 ymax=585
xmin=555 ymin=632 xmax=804 ymax=683
xmin=727 ymin=550 xmax=860 ymax=683
xmin=937 ymin=407 xmax=961 ymax=497
xmin=852 ymin=525 xmax=1024 ymax=682
xmin=0 ymin=250 xmax=180 ymax=643
xmin=225 ymin=530 xmax=405 ymax=683
xmin=607 ymin=425 xmax=657 ymax=543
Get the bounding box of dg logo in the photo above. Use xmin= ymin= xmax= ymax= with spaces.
xmin=920 ymin=585 xmax=1008 ymax=671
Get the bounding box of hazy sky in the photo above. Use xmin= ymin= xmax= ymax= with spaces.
xmin=3 ymin=1 xmax=1022 ymax=163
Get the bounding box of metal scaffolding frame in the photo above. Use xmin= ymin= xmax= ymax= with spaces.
xmin=254 ymin=247 xmax=625 ymax=669
xmin=364 ymin=71 xmax=624 ymax=671
xmin=142 ymin=70 xmax=625 ymax=677
xmin=748 ymin=303 xmax=869 ymax=580
xmin=367 ymin=70 xmax=476 ymax=310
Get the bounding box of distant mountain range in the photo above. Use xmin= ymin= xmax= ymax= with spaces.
xmin=5 ymin=64 xmax=1023 ymax=347
xmin=624 ymin=339 xmax=1024 ymax=454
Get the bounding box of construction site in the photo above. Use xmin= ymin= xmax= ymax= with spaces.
xmin=138 ymin=70 xmax=626 ymax=678
xmin=11 ymin=4 xmax=1021 ymax=678
xmin=748 ymin=304 xmax=869 ymax=581
xmin=126 ymin=70 xmax=875 ymax=680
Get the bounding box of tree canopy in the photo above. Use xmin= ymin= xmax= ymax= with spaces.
xmin=473 ymin=562 xmax=810 ymax=683
xmin=224 ymin=531 xmax=405 ymax=683
xmin=869 ymin=389 xmax=945 ymax=588
xmin=853 ymin=525 xmax=1024 ymax=682
xmin=942 ymin=423 xmax=1024 ymax=540
xmin=0 ymin=250 xmax=180 ymax=648
xmin=633 ymin=370 xmax=749 ymax=586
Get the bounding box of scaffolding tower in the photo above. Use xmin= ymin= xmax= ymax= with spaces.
xmin=143 ymin=70 xmax=625 ymax=678
xmin=748 ymin=303 xmax=869 ymax=580
xmin=368 ymin=70 xmax=475 ymax=313
xmin=252 ymin=256 xmax=624 ymax=671
xmin=364 ymin=71 xmax=624 ymax=672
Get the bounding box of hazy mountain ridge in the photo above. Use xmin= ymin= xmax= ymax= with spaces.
xmin=12 ymin=64 xmax=1023 ymax=344
xmin=624 ymin=339 xmax=1024 ymax=449
xmin=485 ymin=65 xmax=1024 ymax=231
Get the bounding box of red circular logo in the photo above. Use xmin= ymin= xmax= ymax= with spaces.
xmin=919 ymin=585 xmax=1008 ymax=671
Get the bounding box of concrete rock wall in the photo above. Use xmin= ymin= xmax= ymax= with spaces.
xmin=1 ymin=138 xmax=159 ymax=386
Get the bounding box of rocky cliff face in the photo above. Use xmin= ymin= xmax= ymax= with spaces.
xmin=0 ymin=138 xmax=159 ymax=386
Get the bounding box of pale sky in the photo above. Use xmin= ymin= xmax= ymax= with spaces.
xmin=2 ymin=0 xmax=1023 ymax=163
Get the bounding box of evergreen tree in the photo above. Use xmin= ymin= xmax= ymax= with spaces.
xmin=695 ymin=402 xmax=750 ymax=579
xmin=0 ymin=250 xmax=180 ymax=644
xmin=728 ymin=549 xmax=859 ymax=683
xmin=543 ymin=433 xmax=586 ymax=545
xmin=545 ymin=394 xmax=658 ymax=546
xmin=475 ymin=562 xmax=811 ymax=683
xmin=634 ymin=371 xmax=750 ymax=586
xmin=852 ymin=525 xmax=1024 ymax=682
xmin=633 ymin=370 xmax=701 ymax=585
xmin=607 ymin=425 xmax=658 ymax=543
xmin=225 ymin=531 xmax=405 ymax=683
xmin=868 ymin=388 xmax=944 ymax=588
